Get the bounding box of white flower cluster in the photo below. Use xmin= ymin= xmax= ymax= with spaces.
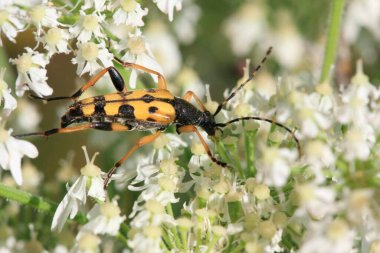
xmin=1 ymin=0 xmax=380 ymax=252
xmin=0 ymin=0 xmax=186 ymax=190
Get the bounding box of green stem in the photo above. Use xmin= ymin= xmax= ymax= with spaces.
xmin=319 ymin=0 xmax=346 ymax=83
xmin=244 ymin=129 xmax=257 ymax=177
xmin=229 ymin=144 xmax=244 ymax=178
xmin=166 ymin=204 xmax=182 ymax=249
xmin=0 ymin=183 xmax=54 ymax=212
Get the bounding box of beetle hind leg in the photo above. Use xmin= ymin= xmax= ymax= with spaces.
xmin=30 ymin=67 xmax=126 ymax=102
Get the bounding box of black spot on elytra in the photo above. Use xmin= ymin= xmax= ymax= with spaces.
xmin=142 ymin=94 xmax=154 ymax=103
xmin=148 ymin=106 xmax=158 ymax=113
xmin=94 ymin=96 xmax=106 ymax=115
xmin=118 ymin=104 xmax=135 ymax=119
xmin=146 ymin=117 xmax=156 ymax=122
xmin=69 ymin=106 xmax=83 ymax=117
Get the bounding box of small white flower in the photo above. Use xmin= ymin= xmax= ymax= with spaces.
xmin=51 ymin=146 xmax=105 ymax=231
xmin=15 ymin=99 xmax=41 ymax=132
xmin=255 ymin=146 xmax=297 ymax=187
xmin=10 ymin=47 xmax=52 ymax=97
xmin=299 ymin=219 xmax=355 ymax=253
xmin=146 ymin=22 xmax=181 ymax=79
xmin=119 ymin=30 xmax=163 ymax=88
xmin=0 ymin=68 xmax=17 ymax=116
xmin=0 ymin=125 xmax=38 ymax=185
xmin=341 ymin=125 xmax=374 ymax=161
xmin=81 ymin=199 xmax=126 ymax=236
xmin=223 ymin=1 xmax=267 ymax=56
xmin=81 ymin=0 xmax=107 ymax=11
xmin=153 ymin=0 xmax=182 ymax=22
xmin=69 ymin=11 xmax=105 ymax=43
xmin=71 ymin=231 xmax=101 ymax=253
xmin=272 ymin=13 xmax=305 ymax=69
xmin=28 ymin=1 xmax=60 ymax=37
xmin=0 ymin=3 xmax=26 ymax=46
xmin=173 ymin=1 xmax=201 ymax=44
xmin=294 ymin=183 xmax=336 ymax=221
xmin=40 ymin=27 xmax=71 ymax=57
xmin=112 ymin=0 xmax=148 ymax=27
xmin=304 ymin=140 xmax=335 ymax=183
xmin=343 ymin=0 xmax=380 ymax=43
xmin=72 ymin=41 xmax=113 ymax=76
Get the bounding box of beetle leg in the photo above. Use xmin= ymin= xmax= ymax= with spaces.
xmin=183 ymin=91 xmax=207 ymax=112
xmin=13 ymin=122 xmax=133 ymax=138
xmin=177 ymin=125 xmax=227 ymax=168
xmin=114 ymin=57 xmax=167 ymax=90
xmin=103 ymin=131 xmax=162 ymax=189
xmin=30 ymin=67 xmax=126 ymax=102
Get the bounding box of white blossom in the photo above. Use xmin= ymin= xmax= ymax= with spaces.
xmin=0 ymin=68 xmax=17 ymax=116
xmin=153 ymin=0 xmax=182 ymax=22
xmin=72 ymin=41 xmax=113 ymax=76
xmin=0 ymin=125 xmax=38 ymax=185
xmin=255 ymin=146 xmax=297 ymax=187
xmin=40 ymin=27 xmax=71 ymax=57
xmin=51 ymin=146 xmax=105 ymax=231
xmin=223 ymin=1 xmax=267 ymax=56
xmin=0 ymin=2 xmax=26 ymax=46
xmin=81 ymin=199 xmax=126 ymax=236
xmin=10 ymin=47 xmax=52 ymax=97
xmin=119 ymin=30 xmax=163 ymax=88
xmin=71 ymin=231 xmax=101 ymax=253
xmin=69 ymin=11 xmax=105 ymax=43
xmin=343 ymin=0 xmax=380 ymax=43
xmin=299 ymin=219 xmax=355 ymax=253
xmin=28 ymin=0 xmax=60 ymax=37
xmin=112 ymin=0 xmax=148 ymax=27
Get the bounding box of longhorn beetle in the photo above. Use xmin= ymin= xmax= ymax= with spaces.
xmin=15 ymin=47 xmax=300 ymax=188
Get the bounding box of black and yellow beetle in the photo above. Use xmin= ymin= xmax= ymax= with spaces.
xmin=15 ymin=47 xmax=300 ymax=188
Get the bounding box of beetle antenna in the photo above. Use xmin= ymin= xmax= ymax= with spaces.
xmin=216 ymin=116 xmax=301 ymax=157
xmin=213 ymin=47 xmax=273 ymax=116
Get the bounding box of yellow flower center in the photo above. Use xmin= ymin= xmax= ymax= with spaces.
xmin=145 ymin=200 xmax=165 ymax=214
xmin=16 ymin=54 xmax=33 ymax=74
xmin=0 ymin=10 xmax=9 ymax=25
xmin=80 ymin=163 xmax=101 ymax=177
xmin=296 ymin=184 xmax=315 ymax=203
xmin=78 ymin=233 xmax=101 ymax=251
xmin=30 ymin=6 xmax=46 ymax=23
xmin=82 ymin=15 xmax=99 ymax=31
xmin=259 ymin=220 xmax=276 ymax=239
xmin=158 ymin=176 xmax=176 ymax=192
xmin=121 ymin=0 xmax=138 ymax=12
xmin=326 ymin=219 xmax=349 ymax=241
xmin=143 ymin=226 xmax=162 ymax=238
xmin=128 ymin=37 xmax=146 ymax=55
xmin=81 ymin=42 xmax=99 ymax=61
xmin=253 ymin=184 xmax=270 ymax=200
xmin=191 ymin=142 xmax=205 ymax=156
xmin=100 ymin=202 xmax=121 ymax=218
xmin=45 ymin=28 xmax=62 ymax=46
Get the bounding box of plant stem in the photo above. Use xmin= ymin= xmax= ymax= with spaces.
xmin=0 ymin=183 xmax=55 ymax=212
xmin=320 ymin=0 xmax=346 ymax=83
xmin=0 ymin=183 xmax=88 ymax=224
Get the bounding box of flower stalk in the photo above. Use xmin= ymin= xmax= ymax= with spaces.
xmin=320 ymin=0 xmax=346 ymax=83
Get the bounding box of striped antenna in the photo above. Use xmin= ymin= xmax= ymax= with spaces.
xmin=213 ymin=46 xmax=273 ymax=116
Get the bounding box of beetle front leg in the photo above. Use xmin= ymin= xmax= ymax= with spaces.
xmin=177 ymin=125 xmax=227 ymax=168
xmin=103 ymin=131 xmax=162 ymax=189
